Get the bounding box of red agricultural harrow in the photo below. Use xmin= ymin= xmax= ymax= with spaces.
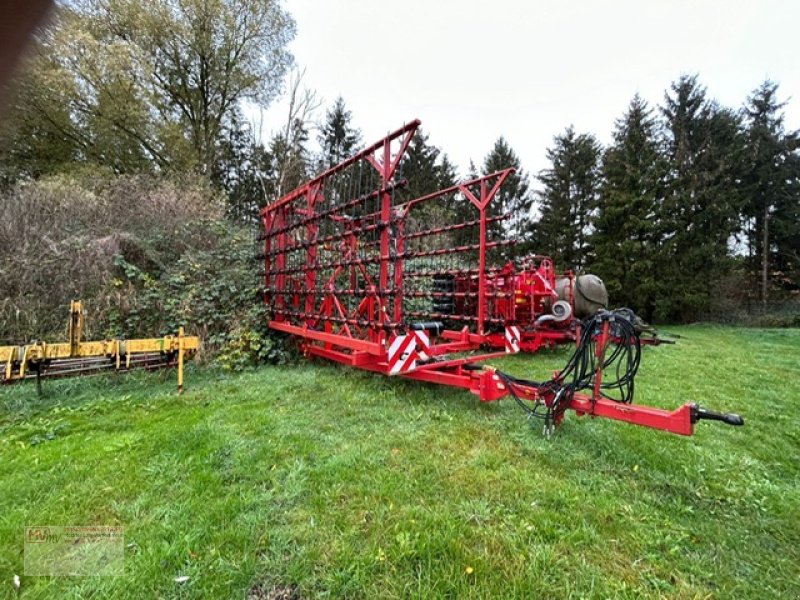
xmin=259 ymin=120 xmax=742 ymax=436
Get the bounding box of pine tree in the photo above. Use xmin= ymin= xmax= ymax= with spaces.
xmin=397 ymin=129 xmax=462 ymax=242
xmin=399 ymin=128 xmax=444 ymax=201
xmin=438 ymin=153 xmax=459 ymax=189
xmin=482 ymin=138 xmax=533 ymax=245
xmin=466 ymin=159 xmax=479 ymax=181
xmin=448 ymin=159 xmax=481 ymax=248
xmin=270 ymin=118 xmax=311 ymax=198
xmin=213 ymin=111 xmax=274 ymax=221
xmin=741 ymin=80 xmax=800 ymax=305
xmin=437 ymin=152 xmax=462 ymax=226
xmin=592 ymin=95 xmax=664 ymax=320
xmin=317 ymin=96 xmax=361 ymax=170
xmin=535 ymin=127 xmax=601 ymax=270
xmin=657 ymin=75 xmax=744 ymax=320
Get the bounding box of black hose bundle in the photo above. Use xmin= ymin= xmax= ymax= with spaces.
xmin=496 ymin=309 xmax=642 ymax=433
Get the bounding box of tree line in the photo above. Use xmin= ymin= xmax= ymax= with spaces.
xmin=1 ymin=1 xmax=798 ymax=325
xmin=306 ymin=78 xmax=800 ymax=323
xmin=533 ymin=77 xmax=799 ymax=322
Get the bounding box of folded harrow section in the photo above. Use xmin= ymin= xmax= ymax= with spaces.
xmin=260 ymin=120 xmax=515 ymax=358
xmin=261 ymin=121 xmax=417 ymax=349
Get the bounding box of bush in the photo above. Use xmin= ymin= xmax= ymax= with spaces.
xmin=0 ymin=174 xmax=223 ymax=342
xmin=108 ymin=219 xmax=293 ymax=366
xmin=704 ymin=268 xmax=800 ymax=327
xmin=214 ymin=305 xmax=293 ymax=371
xmin=0 ymin=173 xmax=292 ymax=365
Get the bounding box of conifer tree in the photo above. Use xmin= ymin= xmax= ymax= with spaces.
xmin=466 ymin=159 xmax=478 ymax=179
xmin=317 ymin=96 xmax=361 ymax=170
xmin=438 ymin=154 xmax=459 ymax=190
xmin=741 ymin=80 xmax=800 ymax=304
xmin=592 ymin=95 xmax=664 ymax=320
xmin=657 ymin=75 xmax=744 ymax=320
xmin=399 ymin=128 xmax=444 ymax=201
xmin=482 ymin=137 xmax=533 ymax=245
xmin=397 ymin=129 xmax=461 ymax=236
xmin=535 ymin=127 xmax=601 ymax=270
xmin=437 ymin=153 xmax=461 ymax=222
xmin=270 ymin=118 xmax=311 ymax=198
xmin=448 ymin=159 xmax=481 ymax=248
xmin=213 ymin=111 xmax=274 ymax=220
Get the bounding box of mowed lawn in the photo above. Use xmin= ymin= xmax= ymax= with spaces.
xmin=0 ymin=326 xmax=798 ymax=599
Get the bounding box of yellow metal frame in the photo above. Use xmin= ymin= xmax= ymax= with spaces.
xmin=1 ymin=301 xmax=200 ymax=392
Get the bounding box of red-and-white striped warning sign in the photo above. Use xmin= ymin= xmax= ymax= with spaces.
xmin=505 ymin=325 xmax=521 ymax=354
xmin=387 ymin=330 xmax=431 ymax=374
xmin=415 ymin=330 xmax=431 ymax=361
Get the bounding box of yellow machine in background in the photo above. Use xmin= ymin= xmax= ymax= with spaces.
xmin=1 ymin=301 xmax=199 ymax=393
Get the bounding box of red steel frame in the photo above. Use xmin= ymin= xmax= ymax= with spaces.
xmin=260 ymin=120 xmax=700 ymax=436
xmin=472 ymin=256 xmax=670 ymax=353
xmin=447 ymin=256 xmax=580 ymax=353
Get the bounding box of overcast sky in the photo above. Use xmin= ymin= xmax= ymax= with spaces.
xmin=259 ymin=0 xmax=800 ymax=180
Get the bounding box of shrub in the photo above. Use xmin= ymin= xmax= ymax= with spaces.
xmin=107 ymin=219 xmax=293 ymax=366
xmin=0 ymin=174 xmax=223 ymax=342
xmin=0 ymin=173 xmax=292 ymax=365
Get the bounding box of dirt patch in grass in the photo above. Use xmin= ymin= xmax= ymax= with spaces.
xmin=247 ymin=583 xmax=302 ymax=600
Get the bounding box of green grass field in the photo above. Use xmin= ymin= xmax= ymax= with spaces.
xmin=1 ymin=326 xmax=798 ymax=599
